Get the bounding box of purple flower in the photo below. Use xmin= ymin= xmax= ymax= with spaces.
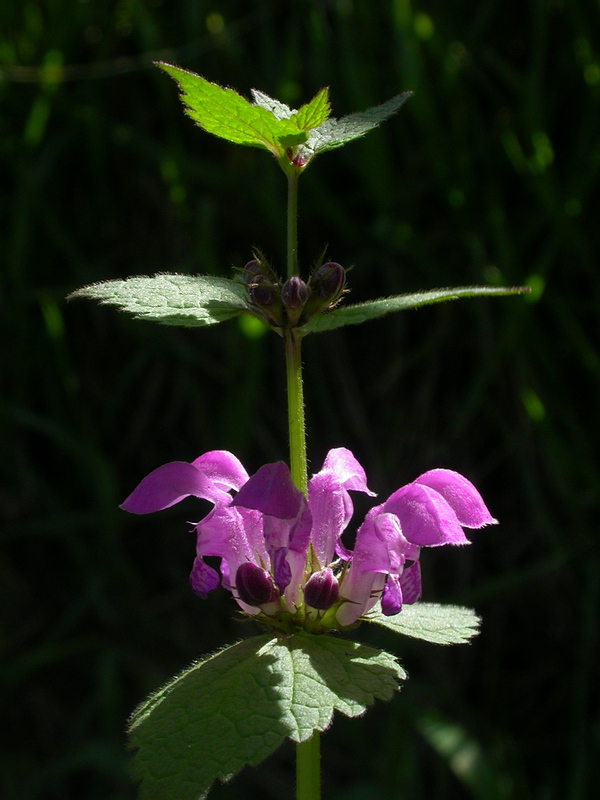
xmin=121 ymin=449 xmax=496 ymax=629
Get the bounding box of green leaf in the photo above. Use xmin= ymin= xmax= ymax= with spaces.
xmin=128 ymin=636 xmax=285 ymax=800
xmin=297 ymin=91 xmax=412 ymax=162
xmin=299 ymin=285 xmax=531 ymax=334
xmin=128 ymin=634 xmax=405 ymax=799
xmin=250 ymin=87 xmax=331 ymax=132
xmin=294 ymin=87 xmax=331 ymax=130
xmin=364 ymin=603 xmax=481 ymax=645
xmin=276 ymin=632 xmax=405 ymax=742
xmin=250 ymin=88 xmax=294 ymax=120
xmin=158 ymin=63 xmax=303 ymax=156
xmin=68 ymin=274 xmax=254 ymax=327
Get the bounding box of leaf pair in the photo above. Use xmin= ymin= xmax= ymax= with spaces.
xmin=68 ymin=274 xmax=529 ymax=332
xmin=69 ymin=68 xmax=529 ymax=327
xmin=158 ymin=63 xmax=411 ymax=169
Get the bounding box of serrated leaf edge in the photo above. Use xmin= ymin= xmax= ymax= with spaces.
xmin=299 ymin=285 xmax=531 ymax=334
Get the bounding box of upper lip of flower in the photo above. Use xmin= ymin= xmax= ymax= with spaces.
xmin=120 ymin=448 xmax=496 ymax=627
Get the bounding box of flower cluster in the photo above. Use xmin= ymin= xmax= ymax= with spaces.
xmin=241 ymin=256 xmax=347 ymax=330
xmin=121 ymin=448 xmax=496 ymax=631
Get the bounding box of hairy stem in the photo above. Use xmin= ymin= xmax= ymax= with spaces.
xmin=296 ymin=733 xmax=321 ymax=800
xmin=285 ymin=328 xmax=308 ymax=495
xmin=284 ymin=163 xmax=319 ymax=800
xmin=287 ymin=168 xmax=299 ymax=278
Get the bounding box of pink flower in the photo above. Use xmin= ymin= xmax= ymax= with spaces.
xmin=121 ymin=449 xmax=496 ymax=629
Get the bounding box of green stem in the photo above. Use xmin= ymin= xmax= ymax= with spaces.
xmin=287 ymin=168 xmax=299 ymax=278
xmin=284 ymin=163 xmax=307 ymax=493
xmin=284 ymin=163 xmax=319 ymax=800
xmin=285 ymin=328 xmax=307 ymax=494
xmin=296 ymin=733 xmax=321 ymax=800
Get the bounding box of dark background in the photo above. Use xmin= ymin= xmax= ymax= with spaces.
xmin=2 ymin=1 xmax=598 ymax=798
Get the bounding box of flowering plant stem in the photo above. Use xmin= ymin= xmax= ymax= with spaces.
xmin=296 ymin=733 xmax=321 ymax=800
xmin=287 ymin=169 xmax=299 ymax=280
xmin=285 ymin=166 xmax=320 ymax=799
xmin=285 ymin=328 xmax=308 ymax=495
xmin=69 ymin=70 xmax=517 ymax=800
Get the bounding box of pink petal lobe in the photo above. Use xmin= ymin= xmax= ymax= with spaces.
xmin=381 ymin=575 xmax=403 ymax=615
xmin=399 ymin=560 xmax=422 ymax=605
xmin=321 ymin=448 xmax=376 ymax=496
xmin=189 ymin=557 xmax=220 ymax=598
xmin=383 ymin=483 xmax=470 ymax=546
xmin=308 ymin=472 xmax=352 ymax=568
xmin=415 ymin=468 xmax=498 ymax=528
xmin=120 ymin=462 xmax=228 ymax=514
xmin=231 ymin=462 xmax=302 ymax=519
xmin=191 ymin=450 xmax=249 ymax=492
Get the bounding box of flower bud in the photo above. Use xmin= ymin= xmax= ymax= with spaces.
xmin=281 ymin=276 xmax=308 ymax=309
xmin=248 ymin=276 xmax=284 ymax=328
xmin=248 ymin=276 xmax=275 ymax=307
xmin=304 ymin=568 xmax=339 ymax=610
xmin=235 ymin=562 xmax=276 ymax=607
xmin=281 ymin=276 xmax=308 ymax=325
xmin=302 ymin=261 xmax=347 ymax=321
xmin=311 ymin=262 xmax=346 ymax=303
xmin=241 ymin=259 xmax=262 ymax=285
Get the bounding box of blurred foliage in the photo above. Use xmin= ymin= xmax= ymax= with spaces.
xmin=1 ymin=1 xmax=598 ymax=799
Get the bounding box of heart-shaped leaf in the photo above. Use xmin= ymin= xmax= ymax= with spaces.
xmin=128 ymin=633 xmax=405 ymax=799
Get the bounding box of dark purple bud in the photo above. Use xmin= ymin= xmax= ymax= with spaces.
xmin=235 ymin=562 xmax=276 ymax=607
xmin=311 ymin=262 xmax=346 ymax=302
xmin=281 ymin=276 xmax=308 ymax=309
xmin=304 ymin=568 xmax=339 ymax=610
xmin=249 ymin=277 xmax=275 ymax=307
xmin=241 ymin=259 xmax=262 ymax=285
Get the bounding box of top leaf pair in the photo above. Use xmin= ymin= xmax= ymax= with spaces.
xmin=157 ymin=62 xmax=412 ymax=171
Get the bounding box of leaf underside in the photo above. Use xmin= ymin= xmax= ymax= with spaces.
xmin=299 ymin=285 xmax=531 ymax=334
xmin=68 ymin=274 xmax=253 ymax=327
xmin=128 ymin=633 xmax=404 ymax=800
xmin=364 ymin=602 xmax=481 ymax=645
xmin=297 ymin=91 xmax=412 ymax=161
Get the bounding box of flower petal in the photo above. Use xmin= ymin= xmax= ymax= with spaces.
xmin=351 ymin=515 xmax=395 ymax=574
xmin=271 ymin=547 xmax=292 ymax=593
xmin=372 ymin=512 xmax=417 ymax=570
xmin=322 ymin=447 xmax=376 ymax=495
xmin=196 ymin=505 xmax=268 ymax=571
xmin=415 ymin=468 xmax=498 ymax=528
xmin=191 ymin=450 xmax=249 ymax=492
xmin=231 ymin=461 xmax=303 ymax=519
xmin=120 ymin=461 xmax=229 ymax=514
xmin=383 ymin=483 xmax=470 ymax=546
xmin=336 ymin=572 xmax=385 ymax=626
xmin=399 ymin=560 xmax=422 ymax=605
xmin=189 ymin=557 xmax=220 ymax=598
xmin=381 ymin=575 xmax=403 ymax=616
xmin=308 ymin=472 xmax=353 ymax=568
xmin=336 ymin=514 xmax=398 ymax=625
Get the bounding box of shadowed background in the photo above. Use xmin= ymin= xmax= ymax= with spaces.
xmin=1 ymin=1 xmax=598 ymax=798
